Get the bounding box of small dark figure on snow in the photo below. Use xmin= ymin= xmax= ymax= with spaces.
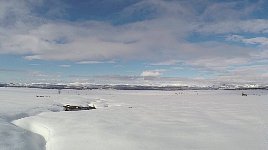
xmin=242 ymin=93 xmax=247 ymax=96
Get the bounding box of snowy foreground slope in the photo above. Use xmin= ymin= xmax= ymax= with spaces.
xmin=1 ymin=88 xmax=268 ymax=150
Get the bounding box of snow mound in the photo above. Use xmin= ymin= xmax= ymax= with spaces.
xmin=13 ymin=117 xmax=51 ymax=142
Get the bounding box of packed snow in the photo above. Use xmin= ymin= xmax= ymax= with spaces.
xmin=1 ymin=87 xmax=268 ymax=150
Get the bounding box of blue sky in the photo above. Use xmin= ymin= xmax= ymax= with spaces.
xmin=0 ymin=0 xmax=268 ymax=84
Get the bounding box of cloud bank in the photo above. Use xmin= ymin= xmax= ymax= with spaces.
xmin=0 ymin=0 xmax=267 ymax=83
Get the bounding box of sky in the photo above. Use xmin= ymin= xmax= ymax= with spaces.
xmin=0 ymin=0 xmax=268 ymax=85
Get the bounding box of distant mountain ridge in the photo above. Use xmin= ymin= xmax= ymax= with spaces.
xmin=1 ymin=82 xmax=267 ymax=90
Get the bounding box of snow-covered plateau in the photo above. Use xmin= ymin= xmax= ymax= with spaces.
xmin=1 ymin=87 xmax=268 ymax=150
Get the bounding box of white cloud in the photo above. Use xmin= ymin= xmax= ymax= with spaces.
xmin=0 ymin=0 xmax=268 ymax=84
xmin=76 ymin=60 xmax=115 ymax=64
xmin=225 ymin=35 xmax=244 ymax=42
xmin=24 ymin=55 xmax=42 ymax=60
xmin=140 ymin=70 xmax=165 ymax=77
xmin=59 ymin=65 xmax=71 ymax=68
xmin=149 ymin=60 xmax=182 ymax=66
xmin=1 ymin=19 xmax=256 ymax=68
xmin=0 ymin=68 xmax=26 ymax=73
xmin=30 ymin=71 xmax=49 ymax=77
xmin=0 ymin=0 xmax=194 ymax=62
xmin=0 ymin=0 xmax=29 ymax=21
xmin=226 ymin=35 xmax=268 ymax=46
xmin=214 ymin=64 xmax=268 ymax=84
xmin=189 ymin=57 xmax=249 ymax=70
xmin=197 ymin=19 xmax=268 ymax=34
xmin=29 ymin=63 xmax=40 ymax=66
xmin=121 ymin=0 xmax=196 ymax=21
xmin=243 ymin=37 xmax=268 ymax=46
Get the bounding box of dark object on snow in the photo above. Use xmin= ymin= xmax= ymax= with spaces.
xmin=63 ymin=105 xmax=96 ymax=111
xmin=36 ymin=95 xmax=45 ymax=98
xmin=242 ymin=93 xmax=247 ymax=96
xmin=36 ymin=95 xmax=50 ymax=98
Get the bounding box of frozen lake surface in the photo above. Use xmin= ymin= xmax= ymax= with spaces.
xmin=1 ymin=87 xmax=268 ymax=150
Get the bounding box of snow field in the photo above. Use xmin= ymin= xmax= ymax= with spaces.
xmin=1 ymin=88 xmax=268 ymax=150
